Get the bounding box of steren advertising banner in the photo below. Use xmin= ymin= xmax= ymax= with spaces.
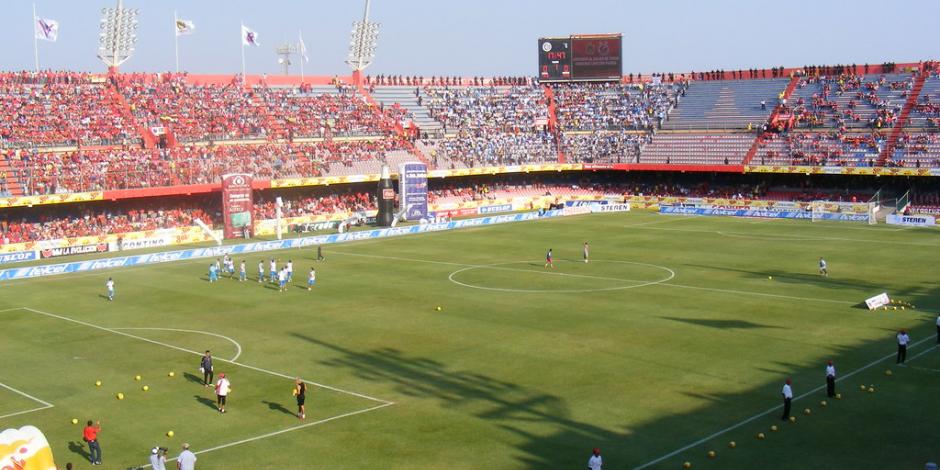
xmin=221 ymin=173 xmax=253 ymax=239
xmin=398 ymin=162 xmax=428 ymax=221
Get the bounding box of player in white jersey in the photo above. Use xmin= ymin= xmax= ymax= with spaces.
xmin=269 ymin=259 xmax=278 ymax=284
xmin=286 ymin=260 xmax=294 ymax=282
xmin=307 ymin=268 xmax=316 ymax=291
xmin=106 ymin=277 xmax=115 ymax=301
xmin=239 ymin=260 xmax=247 ymax=281
xmin=278 ymin=268 xmax=288 ymax=292
xmin=818 ymin=257 xmax=828 ymax=277
xmin=257 ymin=260 xmax=265 ymax=283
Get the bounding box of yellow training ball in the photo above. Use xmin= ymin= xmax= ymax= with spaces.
xmin=803 ymin=408 xmax=811 ymax=415
xmin=789 ymin=416 xmax=796 ymax=423
xmin=166 ymin=431 xmax=174 ymax=438
xmin=95 ymin=380 xmax=102 ymax=387
xmin=116 ymin=392 xmax=124 ymax=400
xmin=142 ymin=385 xmax=149 ymax=392
xmin=770 ymin=425 xmax=778 ymax=432
xmin=707 ymin=450 xmax=716 ymax=459
xmin=768 ymin=276 xmax=772 ymax=280
xmin=71 ymin=418 xmax=78 ymax=424
xmin=860 ymin=384 xmax=867 ymax=391
xmin=835 ymin=393 xmax=842 ymax=399
xmin=435 ymin=306 xmax=443 ymax=311
xmin=728 ymin=441 xmax=736 ymax=449
xmin=134 ymin=375 xmax=142 ymax=381
xmin=168 ymin=372 xmax=175 ymax=377
xmin=757 ymin=432 xmax=765 ymax=440
xmin=868 ymin=387 xmax=875 ymax=393
xmin=885 ymin=369 xmax=893 ymax=376
xmin=682 ymin=462 xmax=692 ymax=469
xmin=820 ymin=400 xmax=827 ymax=406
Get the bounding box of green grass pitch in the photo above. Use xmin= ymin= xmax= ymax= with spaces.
xmin=1 ymin=212 xmax=939 ymax=469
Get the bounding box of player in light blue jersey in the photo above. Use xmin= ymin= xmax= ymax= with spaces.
xmin=286 ymin=260 xmax=294 ymax=282
xmin=819 ymin=257 xmax=828 ymax=277
xmin=307 ymin=268 xmax=316 ymax=291
xmin=258 ymin=260 xmax=265 ymax=283
xmin=209 ymin=263 xmax=218 ymax=283
xmin=269 ymin=259 xmax=278 ymax=285
xmin=106 ymin=277 xmax=115 ymax=301
xmin=278 ymin=268 xmax=288 ymax=292
xmin=239 ymin=260 xmax=247 ymax=281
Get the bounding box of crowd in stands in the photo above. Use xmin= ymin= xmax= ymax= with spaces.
xmin=0 ymin=199 xmax=213 ymax=244
xmin=426 ymin=130 xmax=557 ymax=168
xmin=119 ymin=73 xmax=401 ymax=142
xmin=561 ymin=133 xmax=648 ymax=164
xmin=691 ymin=67 xmax=787 ymax=81
xmin=0 ymin=71 xmax=136 ymax=148
xmin=4 ymin=138 xmax=408 ymax=195
xmin=787 ymin=74 xmax=911 ymax=130
xmin=553 ymin=81 xmax=684 ymax=131
xmin=365 ymin=75 xmax=530 ymax=87
xmin=890 ymin=133 xmax=940 ymax=167
xmin=253 ymin=192 xmax=375 ymax=219
xmin=756 ymin=132 xmax=884 ymax=167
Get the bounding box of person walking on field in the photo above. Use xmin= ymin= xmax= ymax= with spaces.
xmin=781 ymin=378 xmax=793 ymax=420
xmin=897 ymin=330 xmax=910 ymax=364
xmin=82 ymin=420 xmax=102 ymax=465
xmin=588 ymin=447 xmax=603 ymax=470
xmin=215 ymin=373 xmax=231 ymax=413
xmin=177 ymin=443 xmax=197 ymax=470
xmin=294 ymin=377 xmax=307 ymax=419
xmin=583 ymin=242 xmax=590 ymax=264
xmin=201 ymin=351 xmax=213 ymax=387
xmin=825 ymin=360 xmax=836 ymax=398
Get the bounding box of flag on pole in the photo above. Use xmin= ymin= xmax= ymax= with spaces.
xmin=298 ymin=32 xmax=309 ymax=62
xmin=35 ymin=17 xmax=59 ymax=42
xmin=175 ymin=19 xmax=195 ymax=36
xmin=241 ymin=25 xmax=260 ymax=47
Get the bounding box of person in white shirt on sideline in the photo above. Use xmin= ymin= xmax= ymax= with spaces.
xmin=588 ymin=447 xmax=602 ymax=470
xmin=825 ymin=361 xmax=836 ymax=398
xmin=781 ymin=378 xmax=793 ymax=420
xmin=149 ymin=446 xmax=167 ymax=470
xmin=177 ymin=443 xmax=197 ymax=470
xmin=818 ymin=257 xmax=828 ymax=276
xmin=896 ymin=330 xmax=910 ymax=364
xmin=106 ymin=277 xmax=115 ymax=301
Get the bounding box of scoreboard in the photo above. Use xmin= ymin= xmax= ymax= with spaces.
xmin=538 ymin=34 xmax=622 ymax=82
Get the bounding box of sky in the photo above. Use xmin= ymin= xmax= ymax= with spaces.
xmin=11 ymin=0 xmax=940 ymax=77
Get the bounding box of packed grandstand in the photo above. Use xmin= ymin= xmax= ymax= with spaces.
xmin=1 ymin=61 xmax=939 ymax=248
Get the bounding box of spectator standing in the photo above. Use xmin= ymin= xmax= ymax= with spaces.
xmin=825 ymin=361 xmax=836 ymax=398
xmin=82 ymin=420 xmax=102 ymax=465
xmin=781 ymin=378 xmax=793 ymax=421
xmin=896 ymin=330 xmax=910 ymax=364
xmin=150 ymin=447 xmax=167 ymax=470
xmin=200 ymin=351 xmax=213 ymax=387
xmin=177 ymin=443 xmax=197 ymax=470
xmin=294 ymin=377 xmax=307 ymax=419
xmin=588 ymin=447 xmax=603 ymax=470
xmin=215 ymin=373 xmax=231 ymax=413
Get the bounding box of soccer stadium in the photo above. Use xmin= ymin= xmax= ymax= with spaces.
xmin=1 ymin=1 xmax=939 ymax=469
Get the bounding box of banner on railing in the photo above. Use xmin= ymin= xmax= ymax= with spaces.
xmin=659 ymin=206 xmax=869 ymax=222
xmin=886 ymin=214 xmax=936 ymax=227
xmin=0 ymin=250 xmax=38 ymax=264
xmin=0 ymin=210 xmax=565 ymax=281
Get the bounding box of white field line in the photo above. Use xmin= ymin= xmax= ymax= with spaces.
xmin=629 ymin=226 xmax=940 ymax=247
xmin=137 ymin=401 xmax=394 ymax=469
xmin=18 ymin=307 xmax=393 ymax=405
xmin=111 ymin=327 xmax=243 ymax=362
xmin=632 ymin=335 xmax=937 ymax=470
xmin=0 ymin=381 xmax=54 ymax=421
xmin=331 ymin=251 xmax=857 ymax=305
xmin=904 ymin=344 xmax=938 ymax=363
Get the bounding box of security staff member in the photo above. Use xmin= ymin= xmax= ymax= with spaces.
xmin=781 ymin=378 xmax=793 ymax=421
xmin=897 ymin=330 xmax=910 ymax=364
xmin=825 ymin=361 xmax=836 ymax=398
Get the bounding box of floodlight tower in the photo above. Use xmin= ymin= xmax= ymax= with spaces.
xmin=346 ymin=0 xmax=380 ymax=85
xmin=276 ymin=43 xmax=299 ymax=75
xmin=97 ymin=0 xmax=140 ymax=73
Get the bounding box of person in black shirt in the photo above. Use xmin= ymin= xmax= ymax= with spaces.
xmin=294 ymin=377 xmax=307 ymax=420
xmin=201 ymin=351 xmax=213 ymax=387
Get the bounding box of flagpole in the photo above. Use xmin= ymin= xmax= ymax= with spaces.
xmin=174 ymin=11 xmax=180 ymax=73
xmin=299 ymin=29 xmax=305 ymax=81
xmin=32 ymin=3 xmax=39 ymax=72
xmin=240 ymin=21 xmax=246 ymax=80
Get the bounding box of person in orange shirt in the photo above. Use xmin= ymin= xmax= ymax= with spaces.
xmin=82 ymin=420 xmax=102 ymax=465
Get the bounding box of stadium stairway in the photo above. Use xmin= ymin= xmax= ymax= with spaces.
xmin=109 ymin=83 xmax=156 ymax=149
xmin=663 ymin=78 xmax=788 ymax=130
xmin=880 ymin=67 xmax=927 ymax=165
xmin=543 ymin=85 xmax=565 ymax=163
xmin=743 ymin=74 xmax=801 ymax=165
xmin=370 ymin=87 xmax=443 ymax=135
xmin=0 ymin=159 xmax=24 ymax=197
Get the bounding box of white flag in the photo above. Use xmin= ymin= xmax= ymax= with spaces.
xmin=298 ymin=31 xmax=309 ymax=62
xmin=241 ymin=25 xmax=260 ymax=47
xmin=35 ymin=17 xmax=59 ymax=42
xmin=175 ymin=19 xmax=195 ymax=36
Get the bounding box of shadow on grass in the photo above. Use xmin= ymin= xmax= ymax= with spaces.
xmin=262 ymin=400 xmax=296 ymax=416
xmin=67 ymin=441 xmax=91 ymax=463
xmin=660 ymin=317 xmax=783 ymax=330
xmin=183 ymin=372 xmax=205 ymax=386
xmin=194 ymin=394 xmax=217 ymax=410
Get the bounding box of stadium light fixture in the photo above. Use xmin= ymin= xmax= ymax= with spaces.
xmin=97 ymin=0 xmax=140 ymax=69
xmin=345 ymin=0 xmax=380 ymax=71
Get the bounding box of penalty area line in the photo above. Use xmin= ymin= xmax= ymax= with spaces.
xmin=17 ymin=307 xmax=394 ymax=405
xmin=137 ymin=401 xmax=394 ymax=469
xmin=633 ymin=335 xmax=936 ymax=470
xmin=0 ymin=380 xmax=55 ymax=421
